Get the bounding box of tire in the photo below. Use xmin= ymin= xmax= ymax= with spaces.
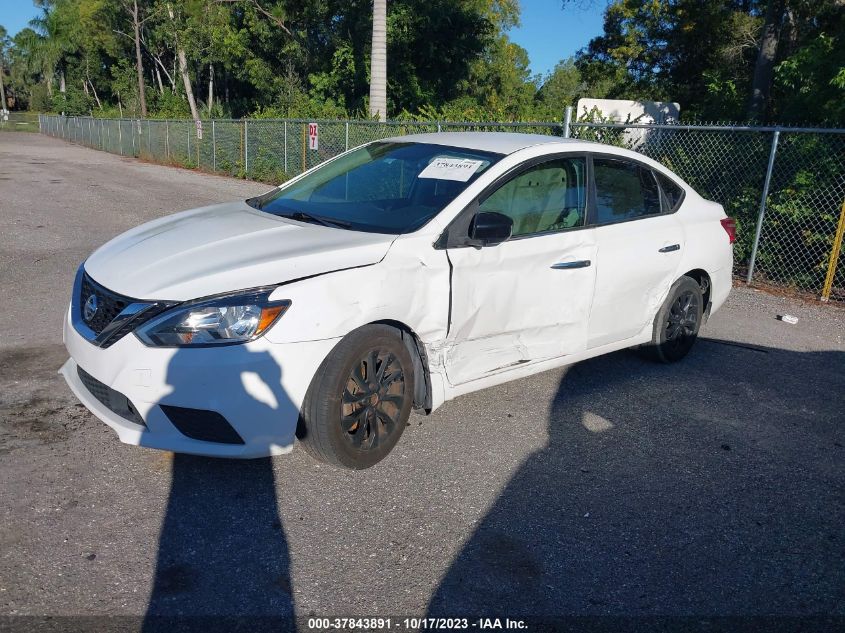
xmin=642 ymin=275 xmax=704 ymax=363
xmin=298 ymin=324 xmax=414 ymax=469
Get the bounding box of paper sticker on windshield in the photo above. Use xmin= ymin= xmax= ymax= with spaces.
xmin=418 ymin=157 xmax=485 ymax=182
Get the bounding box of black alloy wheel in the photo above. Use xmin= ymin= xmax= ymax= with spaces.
xmin=298 ymin=324 xmax=415 ymax=469
xmin=664 ymin=289 xmax=700 ymax=355
xmin=340 ymin=350 xmax=406 ymax=451
xmin=643 ymin=275 xmax=704 ymax=363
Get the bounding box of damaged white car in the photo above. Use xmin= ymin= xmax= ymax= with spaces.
xmin=61 ymin=132 xmax=734 ymax=469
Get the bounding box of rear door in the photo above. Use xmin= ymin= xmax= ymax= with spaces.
xmin=444 ymin=155 xmax=598 ymax=385
xmin=586 ymin=156 xmax=686 ymax=349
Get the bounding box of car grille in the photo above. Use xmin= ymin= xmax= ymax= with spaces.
xmin=74 ymin=270 xmax=173 ymax=348
xmin=77 ymin=366 xmax=146 ymax=427
xmin=80 ymin=274 xmax=131 ymax=335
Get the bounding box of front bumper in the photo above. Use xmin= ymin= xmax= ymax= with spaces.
xmin=61 ymin=306 xmax=340 ymax=458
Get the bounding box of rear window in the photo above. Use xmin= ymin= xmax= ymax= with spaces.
xmin=655 ymin=172 xmax=685 ymax=212
xmin=593 ymin=158 xmax=662 ymax=224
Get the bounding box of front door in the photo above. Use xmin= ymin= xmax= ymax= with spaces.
xmin=444 ymin=156 xmax=598 ymax=385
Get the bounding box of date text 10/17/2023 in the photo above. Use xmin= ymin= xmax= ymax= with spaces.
xmin=307 ymin=617 xmax=528 ymax=630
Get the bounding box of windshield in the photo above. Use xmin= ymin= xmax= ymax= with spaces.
xmin=247 ymin=142 xmax=502 ymax=234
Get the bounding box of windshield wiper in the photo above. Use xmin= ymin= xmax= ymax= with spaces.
xmin=279 ymin=211 xmax=351 ymax=229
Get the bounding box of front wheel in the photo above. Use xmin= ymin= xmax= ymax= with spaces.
xmin=298 ymin=325 xmax=414 ymax=469
xmin=643 ymin=276 xmax=703 ymax=363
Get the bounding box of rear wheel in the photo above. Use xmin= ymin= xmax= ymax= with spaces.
xmin=643 ymin=276 xmax=703 ymax=363
xmin=298 ymin=325 xmax=413 ymax=469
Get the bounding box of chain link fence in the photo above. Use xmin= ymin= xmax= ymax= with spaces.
xmin=38 ymin=114 xmax=845 ymax=303
xmin=0 ymin=111 xmax=40 ymax=132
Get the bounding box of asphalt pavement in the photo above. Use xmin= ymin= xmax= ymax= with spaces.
xmin=1 ymin=131 xmax=843 ymax=629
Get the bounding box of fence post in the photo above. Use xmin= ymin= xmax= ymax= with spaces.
xmin=437 ymin=121 xmax=442 ymax=133
xmin=563 ymin=105 xmax=573 ymax=138
xmin=746 ymin=129 xmax=780 ymax=284
xmin=118 ymin=119 xmax=123 ymax=155
xmin=165 ymin=120 xmax=170 ymax=159
xmin=821 ymin=196 xmax=845 ymax=301
xmin=284 ymin=120 xmax=288 ymax=173
xmin=212 ymin=120 xmax=217 ymax=171
xmin=244 ymin=119 xmax=249 ymax=176
xmin=187 ymin=121 xmax=191 ymax=159
xmin=302 ymin=123 xmax=307 ymax=173
xmin=345 ymin=121 xmax=349 ymax=151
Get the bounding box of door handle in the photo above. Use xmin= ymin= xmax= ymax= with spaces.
xmin=659 ymin=244 xmax=681 ymax=253
xmin=551 ymin=260 xmax=591 ymax=269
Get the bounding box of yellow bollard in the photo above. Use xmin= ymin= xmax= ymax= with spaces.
xmin=821 ymin=196 xmax=845 ymax=301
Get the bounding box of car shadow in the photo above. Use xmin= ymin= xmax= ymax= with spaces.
xmin=428 ymin=339 xmax=845 ymax=618
xmin=142 ymin=346 xmax=297 ymax=633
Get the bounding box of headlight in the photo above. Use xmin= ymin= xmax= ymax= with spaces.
xmin=135 ymin=288 xmax=290 ymax=347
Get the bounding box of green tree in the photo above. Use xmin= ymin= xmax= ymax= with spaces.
xmin=535 ymin=58 xmax=588 ymax=120
xmin=0 ymin=25 xmax=10 ymax=110
xmin=575 ymin=0 xmax=845 ymax=124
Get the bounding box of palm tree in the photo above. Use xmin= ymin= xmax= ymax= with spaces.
xmin=127 ymin=0 xmax=148 ymax=117
xmin=369 ymin=0 xmax=387 ymax=121
xmin=9 ymin=28 xmax=44 ymax=104
xmin=29 ymin=5 xmax=70 ymax=99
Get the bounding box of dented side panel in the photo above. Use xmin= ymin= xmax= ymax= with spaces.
xmin=444 ymin=229 xmax=598 ymax=385
xmin=264 ymin=234 xmax=451 ymax=347
xmin=587 ymin=213 xmax=686 ymax=348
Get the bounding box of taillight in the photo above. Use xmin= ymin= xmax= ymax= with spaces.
xmin=720 ymin=217 xmax=736 ymax=244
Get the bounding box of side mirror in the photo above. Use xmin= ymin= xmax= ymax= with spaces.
xmin=466 ymin=211 xmax=513 ymax=248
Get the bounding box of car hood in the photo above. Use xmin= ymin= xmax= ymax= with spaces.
xmin=84 ymin=201 xmax=397 ymax=301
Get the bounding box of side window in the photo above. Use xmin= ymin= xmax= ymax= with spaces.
xmin=478 ymin=157 xmax=586 ymax=237
xmin=593 ymin=158 xmax=661 ymax=224
xmin=655 ymin=172 xmax=684 ymax=212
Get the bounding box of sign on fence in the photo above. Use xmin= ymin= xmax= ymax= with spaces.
xmin=195 ymin=119 xmax=203 ymax=140
xmin=308 ymin=123 xmax=319 ymax=150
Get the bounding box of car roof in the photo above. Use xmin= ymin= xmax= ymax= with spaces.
xmin=380 ymin=131 xmax=586 ymax=155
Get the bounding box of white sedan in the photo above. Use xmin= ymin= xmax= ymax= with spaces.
xmin=61 ymin=133 xmax=734 ymax=469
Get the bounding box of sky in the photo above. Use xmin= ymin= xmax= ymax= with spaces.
xmin=2 ymin=1 xmax=40 ymax=37
xmin=510 ymin=1 xmax=606 ymax=77
xmin=0 ymin=0 xmax=606 ymax=78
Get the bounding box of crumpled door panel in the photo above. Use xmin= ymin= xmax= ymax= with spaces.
xmin=445 ymin=229 xmax=598 ymax=385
